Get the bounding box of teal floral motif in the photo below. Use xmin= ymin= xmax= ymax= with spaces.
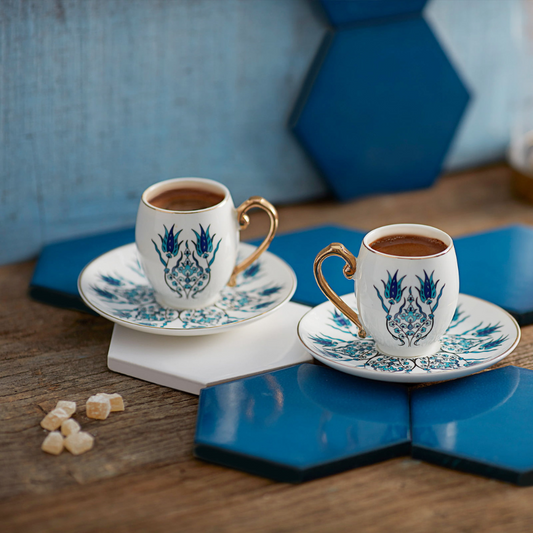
xmin=374 ymin=270 xmax=445 ymax=347
xmin=192 ymin=224 xmax=221 ymax=260
xmin=309 ymin=304 xmax=509 ymax=375
xmin=152 ymin=224 xmax=221 ymax=299
xmin=115 ymin=303 xmax=179 ymax=327
xmin=415 ymin=270 xmax=444 ymax=304
xmin=100 ymin=275 xmax=123 ymax=286
xmin=90 ymin=256 xmax=284 ymax=329
xmin=416 ymin=353 xmax=475 ymax=371
xmin=170 ymin=241 xmax=207 ymax=298
xmin=152 ymin=224 xmax=183 ymax=265
xmin=367 ymin=356 xmax=415 ymax=373
xmin=180 ymin=307 xmax=228 ymax=328
xmin=309 ymin=333 xmax=377 ymax=361
xmin=329 ymin=310 xmax=353 ymax=334
xmin=382 ymin=270 xmax=406 ymax=303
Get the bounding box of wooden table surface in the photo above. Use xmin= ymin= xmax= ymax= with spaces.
xmin=3 ymin=164 xmax=533 ymax=533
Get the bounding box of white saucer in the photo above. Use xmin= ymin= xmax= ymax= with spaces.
xmin=78 ymin=242 xmax=296 ymax=336
xmin=297 ymin=293 xmax=520 ymax=383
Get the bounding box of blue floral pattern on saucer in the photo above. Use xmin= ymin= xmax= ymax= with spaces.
xmin=298 ymin=293 xmax=520 ymax=383
xmin=78 ymin=243 xmax=296 ymax=336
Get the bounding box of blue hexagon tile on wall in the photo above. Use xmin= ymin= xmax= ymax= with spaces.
xmin=194 ymin=363 xmax=410 ymax=483
xmin=319 ymin=0 xmax=428 ymax=26
xmin=411 ymin=366 xmax=533 ymax=485
xmin=290 ymin=6 xmax=470 ymax=200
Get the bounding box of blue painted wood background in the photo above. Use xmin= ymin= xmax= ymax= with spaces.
xmin=0 ymin=0 xmax=530 ymax=265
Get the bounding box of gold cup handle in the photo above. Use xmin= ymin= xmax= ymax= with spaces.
xmin=314 ymin=243 xmax=367 ymax=338
xmin=228 ymin=196 xmax=279 ymax=286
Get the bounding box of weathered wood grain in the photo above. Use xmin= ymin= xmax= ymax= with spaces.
xmin=0 ymin=259 xmax=198 ymax=501
xmin=2 ymin=166 xmax=533 ymax=532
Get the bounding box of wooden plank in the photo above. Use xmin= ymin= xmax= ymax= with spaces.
xmin=2 ymin=166 xmax=533 ymax=532
xmin=0 ymin=259 xmax=200 ymax=499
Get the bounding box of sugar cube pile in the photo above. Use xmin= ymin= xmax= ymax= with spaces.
xmin=40 ymin=393 xmax=125 ymax=456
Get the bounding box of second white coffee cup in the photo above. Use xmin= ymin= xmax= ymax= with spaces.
xmin=314 ymin=224 xmax=459 ymax=358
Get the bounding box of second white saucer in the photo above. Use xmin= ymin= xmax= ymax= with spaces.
xmin=78 ymin=242 xmax=296 ymax=336
xmin=298 ymin=293 xmax=520 ymax=383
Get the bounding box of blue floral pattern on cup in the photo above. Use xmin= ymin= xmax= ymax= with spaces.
xmin=309 ymin=305 xmax=510 ymax=375
xmin=151 ymin=224 xmax=222 ymax=299
xmin=374 ymin=269 xmax=445 ymax=347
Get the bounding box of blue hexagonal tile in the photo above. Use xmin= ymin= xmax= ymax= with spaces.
xmin=290 ymin=15 xmax=470 ymax=200
xmin=30 ymin=227 xmax=135 ymax=313
xmin=320 ymin=0 xmax=427 ymax=27
xmin=454 ymin=225 xmax=533 ymax=326
xmin=194 ymin=363 xmax=410 ymax=482
xmin=411 ymin=366 xmax=533 ymax=485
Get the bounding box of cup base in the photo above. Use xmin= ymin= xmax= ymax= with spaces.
xmin=154 ymin=293 xmax=220 ymax=311
xmin=375 ymin=340 xmax=441 ymax=359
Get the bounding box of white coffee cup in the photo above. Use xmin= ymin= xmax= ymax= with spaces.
xmin=314 ymin=224 xmax=459 ymax=358
xmin=136 ymin=177 xmax=278 ymax=309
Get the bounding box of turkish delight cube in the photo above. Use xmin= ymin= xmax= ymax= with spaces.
xmin=56 ymin=400 xmax=76 ymax=417
xmin=61 ymin=418 xmax=81 ymax=436
xmin=41 ymin=431 xmax=64 ymax=455
xmin=86 ymin=395 xmax=111 ymax=420
xmin=97 ymin=393 xmax=125 ymax=412
xmin=64 ymin=431 xmax=94 ymax=455
xmin=40 ymin=408 xmax=69 ymax=431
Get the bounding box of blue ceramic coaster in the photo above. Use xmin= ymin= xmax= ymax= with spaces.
xmin=194 ymin=363 xmax=410 ymax=483
xmin=290 ymin=15 xmax=470 ymax=200
xmin=411 ymin=366 xmax=533 ymax=485
xmin=29 ymin=227 xmax=135 ymax=312
xmin=454 ymin=225 xmax=533 ymax=325
xmin=319 ymin=0 xmax=427 ymax=27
